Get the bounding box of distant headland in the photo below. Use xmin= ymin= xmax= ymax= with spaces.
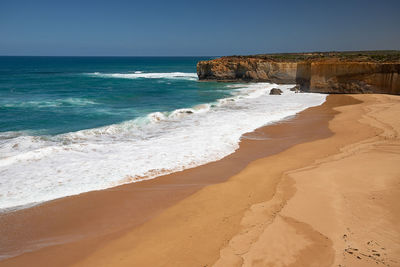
xmin=197 ymin=50 xmax=400 ymax=94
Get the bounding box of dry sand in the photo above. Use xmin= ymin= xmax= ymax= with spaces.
xmin=1 ymin=94 xmax=399 ymax=267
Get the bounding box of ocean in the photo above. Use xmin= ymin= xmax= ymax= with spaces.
xmin=0 ymin=56 xmax=326 ymax=211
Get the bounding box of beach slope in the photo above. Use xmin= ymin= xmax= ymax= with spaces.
xmin=66 ymin=94 xmax=400 ymax=266
xmin=1 ymin=94 xmax=399 ymax=267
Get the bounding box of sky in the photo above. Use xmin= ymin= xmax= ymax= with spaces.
xmin=0 ymin=0 xmax=399 ymax=56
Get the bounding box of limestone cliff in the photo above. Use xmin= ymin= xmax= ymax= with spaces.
xmin=197 ymin=52 xmax=400 ymax=94
xmin=197 ymin=57 xmax=297 ymax=83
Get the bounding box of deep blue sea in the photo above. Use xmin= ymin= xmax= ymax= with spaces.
xmin=0 ymin=56 xmax=228 ymax=135
xmin=0 ymin=56 xmax=326 ymax=210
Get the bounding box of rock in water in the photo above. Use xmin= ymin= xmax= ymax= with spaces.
xmin=290 ymin=85 xmax=300 ymax=91
xmin=270 ymin=88 xmax=283 ymax=95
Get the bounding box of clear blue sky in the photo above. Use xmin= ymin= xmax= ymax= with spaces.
xmin=1 ymin=0 xmax=399 ymax=56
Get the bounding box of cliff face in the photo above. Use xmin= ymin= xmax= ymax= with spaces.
xmin=197 ymin=56 xmax=400 ymax=94
xmin=197 ymin=57 xmax=297 ymax=83
xmin=305 ymin=62 xmax=400 ymax=94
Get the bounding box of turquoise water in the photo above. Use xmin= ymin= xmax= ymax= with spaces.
xmin=0 ymin=56 xmax=227 ymax=135
xmin=0 ymin=56 xmax=326 ymax=211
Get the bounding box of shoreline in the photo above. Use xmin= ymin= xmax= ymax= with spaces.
xmin=1 ymin=94 xmax=399 ymax=266
xmin=0 ymin=82 xmax=325 ymax=211
xmin=0 ymin=94 xmax=345 ymax=265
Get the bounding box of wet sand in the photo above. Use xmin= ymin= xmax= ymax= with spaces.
xmin=1 ymin=94 xmax=399 ymax=266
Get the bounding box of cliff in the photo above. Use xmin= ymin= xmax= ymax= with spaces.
xmin=197 ymin=51 xmax=400 ymax=94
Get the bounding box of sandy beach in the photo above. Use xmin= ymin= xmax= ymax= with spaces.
xmin=1 ymin=94 xmax=399 ymax=267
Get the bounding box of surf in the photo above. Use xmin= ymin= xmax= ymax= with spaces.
xmin=0 ymin=82 xmax=326 ymax=211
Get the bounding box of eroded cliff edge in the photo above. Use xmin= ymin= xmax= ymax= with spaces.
xmin=197 ymin=52 xmax=400 ymax=94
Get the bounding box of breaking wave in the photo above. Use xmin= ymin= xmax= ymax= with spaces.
xmin=1 ymin=98 xmax=98 ymax=108
xmin=0 ymin=83 xmax=326 ymax=211
xmin=87 ymin=71 xmax=198 ymax=80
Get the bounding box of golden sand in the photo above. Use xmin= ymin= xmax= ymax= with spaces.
xmin=1 ymin=94 xmax=399 ymax=267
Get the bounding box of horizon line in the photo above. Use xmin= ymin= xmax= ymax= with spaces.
xmin=0 ymin=55 xmax=221 ymax=58
xmin=1 ymin=49 xmax=399 ymax=58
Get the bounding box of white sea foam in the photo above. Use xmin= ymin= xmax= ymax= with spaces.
xmin=0 ymin=83 xmax=326 ymax=211
xmin=88 ymin=71 xmax=198 ymax=80
xmin=0 ymin=98 xmax=98 ymax=108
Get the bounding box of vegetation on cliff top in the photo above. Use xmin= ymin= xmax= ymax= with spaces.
xmin=225 ymin=50 xmax=400 ymax=63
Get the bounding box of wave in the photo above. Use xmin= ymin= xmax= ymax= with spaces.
xmin=0 ymin=83 xmax=326 ymax=211
xmin=1 ymin=98 xmax=98 ymax=109
xmin=86 ymin=71 xmax=198 ymax=80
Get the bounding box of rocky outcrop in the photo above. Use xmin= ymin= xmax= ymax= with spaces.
xmin=303 ymin=61 xmax=400 ymax=94
xmin=197 ymin=54 xmax=400 ymax=95
xmin=197 ymin=57 xmax=297 ymax=83
xmin=270 ymin=88 xmax=283 ymax=95
xmin=290 ymin=85 xmax=300 ymax=92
